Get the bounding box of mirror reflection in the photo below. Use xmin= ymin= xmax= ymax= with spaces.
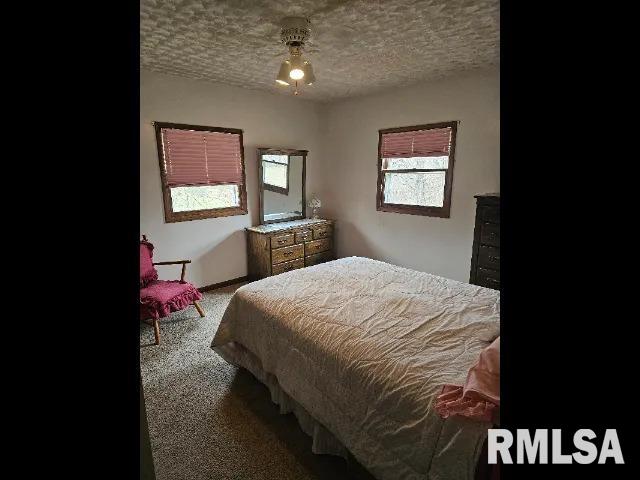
xmin=259 ymin=149 xmax=306 ymax=224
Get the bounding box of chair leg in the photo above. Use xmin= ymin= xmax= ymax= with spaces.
xmin=194 ymin=301 xmax=206 ymax=317
xmin=153 ymin=319 xmax=161 ymax=345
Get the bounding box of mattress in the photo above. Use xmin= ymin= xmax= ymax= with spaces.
xmin=211 ymin=256 xmax=500 ymax=480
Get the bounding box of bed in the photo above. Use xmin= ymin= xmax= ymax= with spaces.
xmin=211 ymin=256 xmax=500 ymax=480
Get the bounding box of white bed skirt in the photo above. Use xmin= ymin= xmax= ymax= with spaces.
xmin=215 ymin=341 xmax=350 ymax=459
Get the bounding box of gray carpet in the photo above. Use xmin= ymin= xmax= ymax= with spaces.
xmin=140 ymin=284 xmax=355 ymax=480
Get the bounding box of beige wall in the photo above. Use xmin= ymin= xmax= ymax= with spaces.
xmin=320 ymin=68 xmax=500 ymax=281
xmin=140 ymin=71 xmax=325 ymax=288
xmin=140 ymin=67 xmax=499 ymax=286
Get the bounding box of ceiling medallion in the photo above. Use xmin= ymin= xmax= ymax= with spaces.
xmin=275 ymin=17 xmax=315 ymax=95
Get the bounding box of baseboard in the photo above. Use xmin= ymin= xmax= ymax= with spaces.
xmin=199 ymin=275 xmax=249 ymax=292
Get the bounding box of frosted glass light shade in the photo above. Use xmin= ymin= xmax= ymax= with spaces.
xmin=276 ymin=60 xmax=291 ymax=85
xmin=303 ymin=61 xmax=315 ymax=85
xmin=289 ymin=55 xmax=305 ymax=80
xmin=307 ymin=196 xmax=321 ymax=208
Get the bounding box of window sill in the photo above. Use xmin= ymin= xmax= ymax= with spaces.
xmin=377 ymin=203 xmax=450 ymax=218
xmin=165 ymin=206 xmax=248 ymax=223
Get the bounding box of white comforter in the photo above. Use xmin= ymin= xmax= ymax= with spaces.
xmin=211 ymin=257 xmax=500 ymax=480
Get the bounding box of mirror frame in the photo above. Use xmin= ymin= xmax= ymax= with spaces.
xmin=257 ymin=147 xmax=307 ymax=225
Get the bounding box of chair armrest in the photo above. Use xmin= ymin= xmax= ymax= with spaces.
xmin=153 ymin=260 xmax=191 ymax=266
xmin=153 ymin=260 xmax=192 ymax=282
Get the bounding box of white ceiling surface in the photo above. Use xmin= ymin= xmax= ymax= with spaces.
xmin=140 ymin=0 xmax=499 ymax=103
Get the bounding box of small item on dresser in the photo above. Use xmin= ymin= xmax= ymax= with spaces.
xmin=307 ymin=196 xmax=322 ymax=219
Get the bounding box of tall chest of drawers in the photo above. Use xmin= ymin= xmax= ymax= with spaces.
xmin=246 ymin=219 xmax=335 ymax=280
xmin=469 ymin=194 xmax=500 ymax=290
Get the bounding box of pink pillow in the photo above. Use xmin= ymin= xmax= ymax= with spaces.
xmin=140 ymin=240 xmax=158 ymax=287
xmin=435 ymin=337 xmax=500 ymax=422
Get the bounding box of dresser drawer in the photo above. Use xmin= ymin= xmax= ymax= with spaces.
xmin=271 ymin=233 xmax=295 ymax=249
xmin=272 ymin=258 xmax=304 ymax=275
xmin=476 ymin=267 xmax=500 ymax=290
xmin=306 ymin=238 xmax=332 ymax=255
xmin=479 ymin=206 xmax=500 ymax=224
xmin=480 ymin=223 xmax=500 ymax=247
xmin=271 ymin=258 xmax=304 ymax=275
xmin=312 ymin=225 xmax=333 ymax=240
xmin=295 ymin=230 xmax=313 ymax=243
xmin=478 ymin=245 xmax=500 ymax=270
xmin=305 ymin=251 xmax=334 ymax=267
xmin=272 ymin=244 xmax=304 ymax=265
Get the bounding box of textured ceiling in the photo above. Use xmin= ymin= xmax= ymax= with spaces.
xmin=140 ymin=0 xmax=499 ymax=102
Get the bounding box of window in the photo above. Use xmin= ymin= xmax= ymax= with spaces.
xmin=262 ymin=154 xmax=289 ymax=195
xmin=377 ymin=122 xmax=457 ymax=218
xmin=154 ymin=122 xmax=247 ymax=222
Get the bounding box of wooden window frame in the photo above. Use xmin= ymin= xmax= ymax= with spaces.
xmin=262 ymin=155 xmax=290 ymax=195
xmin=376 ymin=121 xmax=457 ymax=218
xmin=153 ymin=122 xmax=248 ymax=223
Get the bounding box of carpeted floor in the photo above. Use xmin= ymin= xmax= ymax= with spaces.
xmin=140 ymin=284 xmax=354 ymax=480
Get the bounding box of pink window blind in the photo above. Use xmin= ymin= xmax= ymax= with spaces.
xmin=380 ymin=127 xmax=452 ymax=158
xmin=160 ymin=128 xmax=243 ymax=187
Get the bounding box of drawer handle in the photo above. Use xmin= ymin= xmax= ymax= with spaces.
xmin=277 ymin=239 xmax=288 ymax=244
xmin=490 ymin=256 xmax=500 ymax=262
xmin=284 ymin=265 xmax=294 ymax=271
xmin=486 ymin=278 xmax=499 ymax=284
xmin=284 ymin=251 xmax=294 ymax=257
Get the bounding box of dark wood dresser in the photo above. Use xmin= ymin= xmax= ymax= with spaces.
xmin=469 ymin=193 xmax=500 ymax=290
xmin=246 ymin=219 xmax=335 ymax=280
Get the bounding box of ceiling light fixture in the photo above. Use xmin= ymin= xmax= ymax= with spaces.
xmin=276 ymin=17 xmax=315 ymax=95
xmin=289 ymin=50 xmax=305 ymax=80
xmin=276 ymin=60 xmax=291 ymax=85
xmin=302 ymin=61 xmax=315 ymax=85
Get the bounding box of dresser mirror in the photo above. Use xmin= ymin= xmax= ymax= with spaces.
xmin=258 ymin=148 xmax=307 ymax=224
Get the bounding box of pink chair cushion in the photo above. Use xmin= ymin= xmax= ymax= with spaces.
xmin=435 ymin=336 xmax=500 ymax=423
xmin=140 ymin=241 xmax=158 ymax=287
xmin=140 ymin=280 xmax=203 ymax=320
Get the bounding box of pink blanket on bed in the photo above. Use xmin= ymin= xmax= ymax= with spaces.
xmin=435 ymin=337 xmax=500 ymax=422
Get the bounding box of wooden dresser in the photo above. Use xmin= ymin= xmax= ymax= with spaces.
xmin=246 ymin=219 xmax=335 ymax=280
xmin=469 ymin=194 xmax=500 ymax=290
